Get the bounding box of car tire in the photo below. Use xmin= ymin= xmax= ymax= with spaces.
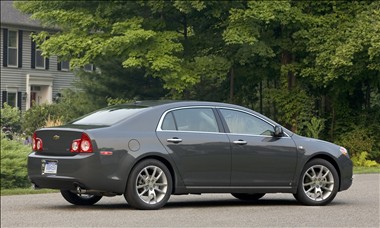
xmin=231 ymin=193 xmax=265 ymax=201
xmin=294 ymin=158 xmax=339 ymax=206
xmin=60 ymin=190 xmax=102 ymax=205
xmin=124 ymin=159 xmax=172 ymax=210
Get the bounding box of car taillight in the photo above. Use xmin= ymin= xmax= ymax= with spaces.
xmin=32 ymin=132 xmax=43 ymax=151
xmin=70 ymin=133 xmax=93 ymax=153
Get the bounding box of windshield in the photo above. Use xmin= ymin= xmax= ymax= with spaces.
xmin=71 ymin=106 xmax=147 ymax=126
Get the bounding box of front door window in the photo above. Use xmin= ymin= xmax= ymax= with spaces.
xmin=220 ymin=109 xmax=274 ymax=136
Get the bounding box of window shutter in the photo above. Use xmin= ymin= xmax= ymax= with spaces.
xmin=57 ymin=61 xmax=61 ymax=71
xmin=2 ymin=91 xmax=7 ymax=108
xmin=31 ymin=40 xmax=36 ymax=68
xmin=44 ymin=36 xmax=50 ymax=70
xmin=17 ymin=92 xmax=22 ymax=110
xmin=3 ymin=29 xmax=8 ymax=67
xmin=45 ymin=58 xmax=49 ymax=70
xmin=18 ymin=30 xmax=23 ymax=68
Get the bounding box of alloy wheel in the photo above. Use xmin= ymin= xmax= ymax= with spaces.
xmin=135 ymin=165 xmax=168 ymax=205
xmin=302 ymin=165 xmax=334 ymax=201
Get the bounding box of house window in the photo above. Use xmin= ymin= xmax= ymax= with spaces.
xmin=57 ymin=59 xmax=70 ymax=71
xmin=31 ymin=39 xmax=49 ymax=69
xmin=2 ymin=89 xmax=21 ymax=109
xmin=61 ymin=60 xmax=70 ymax=71
xmin=7 ymin=92 xmax=17 ymax=107
xmin=84 ymin=64 xmax=94 ymax=72
xmin=35 ymin=48 xmax=45 ymax=69
xmin=7 ymin=30 xmax=18 ymax=66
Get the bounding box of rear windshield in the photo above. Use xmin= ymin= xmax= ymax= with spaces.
xmin=71 ymin=106 xmax=147 ymax=126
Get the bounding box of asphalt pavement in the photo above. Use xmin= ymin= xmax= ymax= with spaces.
xmin=1 ymin=174 xmax=379 ymax=227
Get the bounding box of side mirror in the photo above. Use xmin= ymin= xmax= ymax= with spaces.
xmin=273 ymin=125 xmax=284 ymax=137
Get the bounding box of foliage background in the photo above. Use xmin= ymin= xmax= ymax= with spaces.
xmin=14 ymin=0 xmax=380 ymax=160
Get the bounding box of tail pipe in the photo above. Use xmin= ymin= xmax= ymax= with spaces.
xmin=76 ymin=186 xmax=87 ymax=194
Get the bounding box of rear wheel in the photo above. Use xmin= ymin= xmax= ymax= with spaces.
xmin=60 ymin=190 xmax=102 ymax=205
xmin=231 ymin=193 xmax=265 ymax=201
xmin=294 ymin=159 xmax=339 ymax=206
xmin=124 ymin=159 xmax=172 ymax=210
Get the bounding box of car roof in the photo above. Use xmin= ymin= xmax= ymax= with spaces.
xmin=121 ymin=100 xmax=271 ymax=124
xmin=123 ymin=100 xmax=247 ymax=110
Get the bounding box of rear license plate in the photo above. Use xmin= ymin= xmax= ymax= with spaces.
xmin=43 ymin=160 xmax=57 ymax=174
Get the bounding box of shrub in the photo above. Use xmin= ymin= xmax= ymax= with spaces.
xmin=22 ymin=103 xmax=54 ymax=136
xmin=305 ymin=117 xmax=325 ymax=139
xmin=0 ymin=134 xmax=31 ymax=189
xmin=44 ymin=115 xmax=64 ymax=127
xmin=106 ymin=97 xmax=133 ymax=106
xmin=335 ymin=127 xmax=375 ymax=158
xmin=352 ymin=152 xmax=379 ymax=167
xmin=0 ymin=103 xmax=22 ymax=133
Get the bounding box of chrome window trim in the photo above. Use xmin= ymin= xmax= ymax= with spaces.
xmin=225 ymin=132 xmax=291 ymax=138
xmin=156 ymin=129 xmax=227 ymax=135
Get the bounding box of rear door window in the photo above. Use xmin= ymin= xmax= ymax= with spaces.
xmin=161 ymin=108 xmax=219 ymax=133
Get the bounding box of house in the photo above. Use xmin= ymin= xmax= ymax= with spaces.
xmin=1 ymin=1 xmax=75 ymax=111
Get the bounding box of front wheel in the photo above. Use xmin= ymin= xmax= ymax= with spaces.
xmin=60 ymin=190 xmax=102 ymax=205
xmin=124 ymin=159 xmax=172 ymax=210
xmin=231 ymin=193 xmax=265 ymax=201
xmin=294 ymin=159 xmax=339 ymax=206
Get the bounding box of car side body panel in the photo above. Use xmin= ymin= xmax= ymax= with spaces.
xmin=157 ymin=131 xmax=231 ymax=187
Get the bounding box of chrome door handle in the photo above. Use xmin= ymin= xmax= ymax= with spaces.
xmin=167 ymin=138 xmax=182 ymax=143
xmin=233 ymin=140 xmax=247 ymax=145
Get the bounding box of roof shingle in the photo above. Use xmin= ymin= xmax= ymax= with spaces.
xmin=1 ymin=0 xmax=41 ymax=28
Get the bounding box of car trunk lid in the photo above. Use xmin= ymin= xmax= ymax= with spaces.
xmin=33 ymin=127 xmax=92 ymax=156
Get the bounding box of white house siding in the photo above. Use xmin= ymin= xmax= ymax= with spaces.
xmin=1 ymin=26 xmax=76 ymax=111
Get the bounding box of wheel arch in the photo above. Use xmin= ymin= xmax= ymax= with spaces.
xmin=304 ymin=154 xmax=342 ymax=189
xmin=126 ymin=154 xmax=179 ymax=194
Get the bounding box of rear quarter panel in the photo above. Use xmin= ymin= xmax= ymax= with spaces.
xmin=87 ymin=107 xmax=183 ymax=194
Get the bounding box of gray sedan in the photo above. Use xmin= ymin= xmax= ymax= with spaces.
xmin=28 ymin=101 xmax=353 ymax=210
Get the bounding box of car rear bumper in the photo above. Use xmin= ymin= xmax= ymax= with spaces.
xmin=28 ymin=152 xmax=126 ymax=194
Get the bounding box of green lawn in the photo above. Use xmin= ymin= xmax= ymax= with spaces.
xmin=353 ymin=166 xmax=380 ymax=174
xmin=1 ymin=188 xmax=58 ymax=196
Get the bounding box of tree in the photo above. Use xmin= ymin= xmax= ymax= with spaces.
xmin=74 ymin=58 xmax=167 ymax=100
xmin=223 ymin=1 xmax=380 ymax=134
xmin=15 ymin=1 xmax=235 ymax=96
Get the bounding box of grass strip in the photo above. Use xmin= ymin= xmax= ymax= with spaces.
xmin=353 ymin=166 xmax=380 ymax=174
xmin=1 ymin=188 xmax=58 ymax=196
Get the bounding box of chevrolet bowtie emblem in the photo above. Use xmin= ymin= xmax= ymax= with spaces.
xmin=53 ymin=135 xmax=60 ymax=140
